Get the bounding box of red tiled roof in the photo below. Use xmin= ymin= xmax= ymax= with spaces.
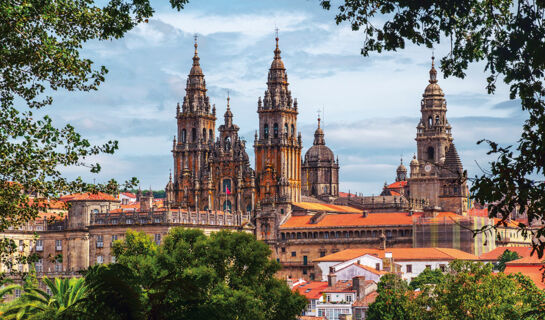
xmin=61 ymin=192 xmax=117 ymax=202
xmin=353 ymin=291 xmax=379 ymax=307
xmin=119 ymin=192 xmax=136 ymax=198
xmin=299 ymin=316 xmax=326 ymax=320
xmin=386 ymin=181 xmax=407 ymax=189
xmin=292 ymin=202 xmax=363 ymax=213
xmin=336 ymin=262 xmax=387 ymax=276
xmin=504 ymin=258 xmax=545 ymax=290
xmin=314 ymin=247 xmax=479 ymax=262
xmin=467 ymin=208 xmax=488 ymax=217
xmin=292 ymin=281 xmax=329 ymax=300
xmin=280 ymin=212 xmax=423 ymax=229
xmin=479 ymin=246 xmax=533 ymax=261
xmin=323 ymin=280 xmax=354 ymax=293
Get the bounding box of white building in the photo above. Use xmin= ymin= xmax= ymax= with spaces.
xmin=315 ymin=247 xmax=479 ymax=281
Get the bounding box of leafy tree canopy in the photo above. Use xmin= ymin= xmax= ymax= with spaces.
xmin=408 ymin=267 xmax=444 ymax=290
xmin=320 ymin=0 xmax=545 ymax=257
xmin=0 ymin=0 xmax=190 ymax=267
xmin=108 ymin=228 xmax=307 ymax=320
xmin=368 ymin=261 xmax=545 ymax=320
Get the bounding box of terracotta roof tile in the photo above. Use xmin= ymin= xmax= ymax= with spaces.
xmin=281 ymin=212 xmax=423 ymax=229
xmin=314 ymin=248 xmax=479 ymax=262
xmin=292 ymin=202 xmax=363 ymax=213
xmin=292 ymin=281 xmax=329 ymax=300
xmin=61 ymin=192 xmax=117 ymax=202
xmin=504 ymin=265 xmax=545 ymax=289
xmin=352 ymin=291 xmax=379 ymax=307
xmin=386 ymin=181 xmax=408 ymax=189
xmin=479 ymin=246 xmax=533 ymax=261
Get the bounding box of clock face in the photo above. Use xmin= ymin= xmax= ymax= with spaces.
xmin=425 ymin=164 xmax=432 ymax=172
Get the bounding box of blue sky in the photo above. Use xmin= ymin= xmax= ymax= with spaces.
xmin=53 ymin=0 xmax=524 ymax=194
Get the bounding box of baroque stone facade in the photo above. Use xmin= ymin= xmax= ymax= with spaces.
xmin=168 ymin=39 xmax=255 ymax=213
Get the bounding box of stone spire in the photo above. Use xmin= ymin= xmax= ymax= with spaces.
xmin=183 ymin=35 xmax=211 ymax=114
xmin=313 ymin=116 xmax=325 ymax=145
xmin=264 ymin=35 xmax=292 ymax=109
xmin=224 ymin=93 xmax=233 ymax=126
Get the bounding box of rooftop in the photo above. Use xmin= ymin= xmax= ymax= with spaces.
xmin=479 ymin=246 xmax=534 ymax=261
xmin=61 ymin=192 xmax=117 ymax=202
xmin=292 ymin=281 xmax=329 ymax=300
xmin=280 ymin=212 xmax=422 ymax=229
xmin=315 ymin=247 xmax=479 ymax=262
xmin=291 ymin=202 xmax=362 ymax=214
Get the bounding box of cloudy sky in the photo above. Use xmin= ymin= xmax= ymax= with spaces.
xmin=51 ymin=0 xmax=524 ymax=194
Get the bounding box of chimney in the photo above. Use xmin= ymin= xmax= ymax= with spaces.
xmin=352 ymin=276 xmax=366 ymax=299
xmin=362 ymin=211 xmax=368 ymax=218
xmin=327 ymin=267 xmax=337 ymax=287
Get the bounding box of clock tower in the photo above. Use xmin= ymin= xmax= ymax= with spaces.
xmin=408 ymin=56 xmax=469 ymax=214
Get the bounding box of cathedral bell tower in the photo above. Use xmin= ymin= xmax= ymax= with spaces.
xmin=171 ymin=37 xmax=216 ymax=209
xmin=254 ymin=36 xmax=302 ymax=204
xmin=409 ymin=56 xmax=468 ymax=214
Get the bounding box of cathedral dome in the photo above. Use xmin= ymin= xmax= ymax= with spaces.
xmin=423 ymin=55 xmax=444 ymax=97
xmin=270 ymin=37 xmax=285 ymax=70
xmin=306 ymin=144 xmax=334 ymax=163
xmin=397 ymin=161 xmax=407 ymax=173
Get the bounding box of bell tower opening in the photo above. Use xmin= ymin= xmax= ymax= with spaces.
xmin=427 ymin=146 xmax=435 ymax=161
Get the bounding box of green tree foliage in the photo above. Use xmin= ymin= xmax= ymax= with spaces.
xmin=2 ymin=275 xmax=88 ymax=319
xmin=369 ymin=261 xmax=545 ymax=320
xmin=408 ymin=267 xmax=444 ymax=290
xmin=0 ymin=0 xmax=190 ymax=263
xmin=496 ymin=249 xmax=522 ymax=271
xmin=109 ymin=228 xmax=307 ymax=320
xmin=319 ymin=0 xmax=545 ymax=257
xmin=367 ymin=273 xmax=419 ymax=320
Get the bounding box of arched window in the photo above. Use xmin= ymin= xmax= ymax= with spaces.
xmin=225 ymin=137 xmax=231 ymax=150
xmin=223 ymin=200 xmax=232 ymax=212
xmin=428 ymin=116 xmax=433 ymax=127
xmin=222 ymin=179 xmax=231 ymax=193
xmin=284 ymin=123 xmax=288 ymax=136
xmin=264 ymin=124 xmax=269 ymax=139
xmin=181 ymin=129 xmax=186 ymax=143
xmin=427 ymin=146 xmax=435 ymax=160
xmin=246 ymin=204 xmax=252 ymax=213
xmin=291 ymin=124 xmax=295 ymax=137
xmin=192 ymin=128 xmax=197 ymax=142
xmin=435 ymin=115 xmax=440 ymax=124
xmin=202 ymin=128 xmax=206 ymax=141
xmin=209 ymin=129 xmax=213 ymax=142
xmin=273 ymin=123 xmax=279 ymax=138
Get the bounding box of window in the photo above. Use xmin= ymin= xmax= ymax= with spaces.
xmin=126 ymin=218 xmax=133 ymax=224
xmin=202 ymin=128 xmax=206 ymax=141
xmin=223 ymin=200 xmax=232 ymax=213
xmin=375 ymin=263 xmax=380 ymax=271
xmin=181 ymin=129 xmax=186 ymax=143
xmin=222 ymin=179 xmax=231 ymax=193
xmin=284 ymin=123 xmax=288 ymax=136
xmin=55 ymin=262 xmax=62 ymax=272
xmin=97 ymin=255 xmax=104 ymax=264
xmin=55 ymin=240 xmax=62 ymax=251
xmin=111 ymin=218 xmax=118 ymax=225
xmin=154 ymin=218 xmax=161 ymax=223
xmin=291 ymin=124 xmax=295 ymax=137
xmin=303 ymin=256 xmax=308 ymax=265
xmin=111 ymin=256 xmax=116 ymax=263
xmin=209 ymin=129 xmax=213 ymax=142
xmin=440 ymin=264 xmax=446 ymax=272
xmin=291 ymin=251 xmax=296 ymax=257
xmin=111 ymin=235 xmax=118 ymax=246
xmin=425 ymin=265 xmax=432 ymax=269
xmin=264 ymin=124 xmax=269 ymax=139
xmin=96 ymin=235 xmax=104 ymax=248
xmin=320 ymin=250 xmax=326 ymax=257
xmin=154 ymin=234 xmax=161 ymax=245
xmin=428 ymin=116 xmax=433 ymax=127
xmin=346 ymin=295 xmax=352 ymax=303
xmin=36 ymin=259 xmax=43 ymax=272
xmin=406 ymin=264 xmax=412 ymax=273
xmin=281 ymin=247 xmax=286 ymax=253
xmin=192 ymin=128 xmax=197 ymax=142
xmin=15 ymin=289 xmax=21 ymax=298
xmin=19 ymin=240 xmax=24 ymax=252
xmin=302 ymin=268 xmax=307 ymax=275
xmin=427 ymin=146 xmax=434 ymax=160
xmin=36 ymin=240 xmax=43 ymax=251
xmin=273 ymin=123 xmax=279 ymax=138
